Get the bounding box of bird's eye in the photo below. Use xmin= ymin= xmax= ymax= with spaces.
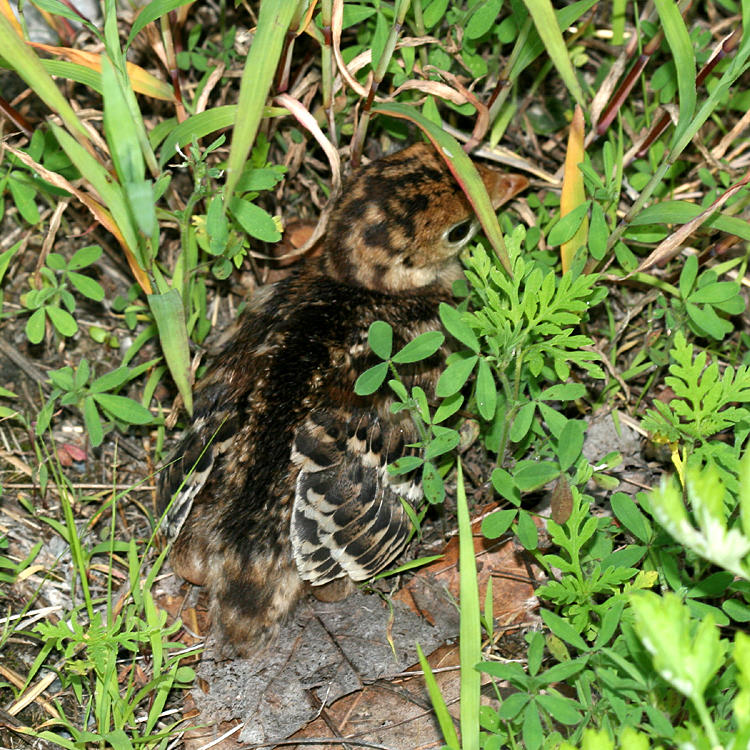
xmin=443 ymin=219 xmax=476 ymax=248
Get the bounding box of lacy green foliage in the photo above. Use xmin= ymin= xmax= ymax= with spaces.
xmin=641 ymin=330 xmax=750 ymax=490
xmin=457 ymin=228 xmax=605 ymax=475
xmin=472 ymin=457 xmax=750 ymax=749
xmin=532 ymin=490 xmax=646 ymax=639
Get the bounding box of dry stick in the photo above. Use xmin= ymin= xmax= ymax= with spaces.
xmin=0 ymin=95 xmax=33 ymax=137
xmin=319 ymin=0 xmax=338 ymax=144
xmin=595 ymin=23 xmax=667 ymax=136
xmin=635 ymin=26 xmax=743 ymax=158
xmin=350 ymin=0 xmax=413 ymax=167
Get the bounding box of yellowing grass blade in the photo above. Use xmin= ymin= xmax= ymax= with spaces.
xmin=560 ymin=104 xmax=587 ymax=273
xmin=5 ymin=142 xmax=152 ymax=294
xmin=28 ymin=43 xmax=174 ymax=101
xmin=373 ymin=102 xmax=513 ymax=273
xmin=0 ymin=12 xmax=91 ymax=144
xmin=0 ymin=0 xmax=22 ymax=35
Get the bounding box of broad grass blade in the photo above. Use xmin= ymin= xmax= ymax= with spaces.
xmin=560 ymin=104 xmax=587 ymax=272
xmin=148 ymin=290 xmax=193 ymax=416
xmin=654 ymin=0 xmax=696 ymax=150
xmin=457 ymin=459 xmax=481 ymax=750
xmin=224 ymin=0 xmax=300 ymax=199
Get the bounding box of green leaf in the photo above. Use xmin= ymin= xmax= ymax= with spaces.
xmin=679 ymin=253 xmax=698 ymax=298
xmin=0 ymin=240 xmax=21 ymax=284
xmin=548 ymin=202 xmax=590 ymax=246
xmin=439 ymin=302 xmax=479 ymax=352
xmin=393 ymin=331 xmax=445 ymax=364
xmin=436 ymin=354 xmax=478 ymax=398
xmin=422 ymin=461 xmax=445 ymax=504
xmin=556 ymin=420 xmax=585 ymax=471
xmin=481 ymin=509 xmax=516 ymax=539
xmin=25 ymin=308 xmax=46 ymax=344
xmin=46 ymin=306 xmax=78 ymax=337
xmin=611 ymin=493 xmax=651 ymax=543
xmin=68 ymin=245 xmax=102 ymax=269
xmin=475 ymin=358 xmax=497 ymax=421
xmin=540 ymin=609 xmax=588 ymax=650
xmin=516 ymin=509 xmax=538 ymax=550
xmin=465 ymin=0 xmax=503 ymax=39
xmin=93 ymin=393 xmax=153 ymax=424
xmin=368 ymin=320 xmax=393 ymax=360
xmin=433 ymin=392 xmax=463 ymax=423
xmin=588 ymin=201 xmax=608 ymax=260
xmin=389 ymin=455 xmax=424 ymax=474
xmin=514 ymin=461 xmax=560 ymax=491
xmin=539 ymin=383 xmax=586 ymax=401
xmin=354 ymin=362 xmax=388 ymax=395
xmin=424 ymin=428 xmax=460 ymax=460
xmin=688 ymin=281 xmax=740 ymax=305
xmin=229 ymin=197 xmax=281 ymax=242
xmin=509 ymin=401 xmax=536 ymax=442
xmin=68 ymin=272 xmax=105 ymax=301
xmin=83 ymin=396 xmax=104 ymax=447
xmin=535 ymin=693 xmax=582 ymax=725
xmin=90 ymin=367 xmax=134 ymax=394
xmin=8 ymin=175 xmax=40 ymax=225
xmin=491 ymin=468 xmax=521 ymax=505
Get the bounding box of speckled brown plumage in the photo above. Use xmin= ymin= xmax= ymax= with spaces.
xmin=157 ymin=143 xmax=528 ymax=652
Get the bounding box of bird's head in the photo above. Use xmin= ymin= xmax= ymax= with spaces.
xmin=323 ymin=142 xmax=528 ymax=293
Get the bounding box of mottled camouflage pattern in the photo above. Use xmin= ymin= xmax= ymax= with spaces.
xmin=157 ymin=143 xmax=527 ymax=652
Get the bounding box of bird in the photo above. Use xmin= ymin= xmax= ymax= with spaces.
xmin=157 ymin=142 xmax=528 ymax=652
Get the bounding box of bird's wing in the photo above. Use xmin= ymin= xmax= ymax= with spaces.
xmin=157 ymin=385 xmax=238 ymax=540
xmin=290 ymin=409 xmax=421 ymax=585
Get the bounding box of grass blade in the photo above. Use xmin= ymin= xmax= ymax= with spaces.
xmin=653 ymin=0 xmax=696 ymax=150
xmin=416 ymin=642 xmax=460 ymax=749
xmin=147 ymin=289 xmax=193 ymax=416
xmin=224 ymin=0 xmax=300 ymax=199
xmin=456 ymin=458 xmax=481 ymax=750
xmin=521 ymin=0 xmax=585 ymax=107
